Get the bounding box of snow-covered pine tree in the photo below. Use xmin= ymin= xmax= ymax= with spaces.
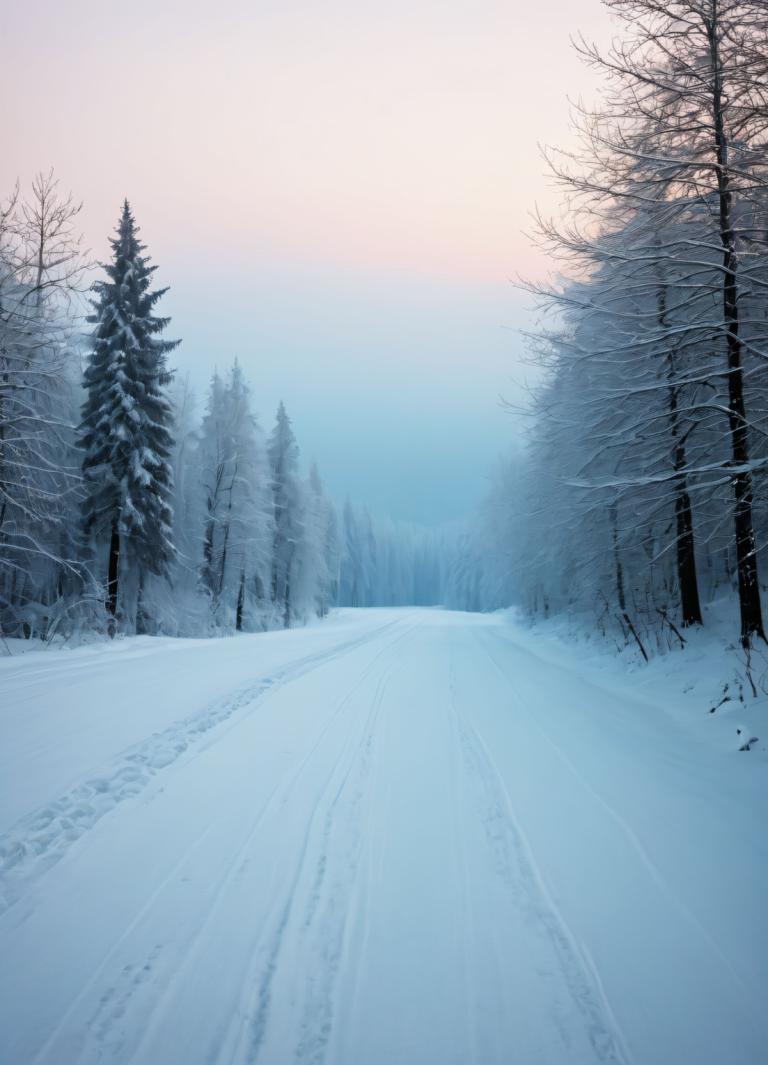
xmin=78 ymin=201 xmax=179 ymax=635
xmin=268 ymin=401 xmax=303 ymax=628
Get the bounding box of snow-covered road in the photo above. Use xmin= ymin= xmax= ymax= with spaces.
xmin=0 ymin=609 xmax=766 ymax=1065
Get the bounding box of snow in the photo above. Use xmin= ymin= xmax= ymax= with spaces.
xmin=0 ymin=607 xmax=766 ymax=1065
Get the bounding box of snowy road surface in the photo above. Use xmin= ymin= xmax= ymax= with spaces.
xmin=0 ymin=608 xmax=766 ymax=1065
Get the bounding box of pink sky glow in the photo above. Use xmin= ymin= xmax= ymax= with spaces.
xmin=2 ymin=0 xmax=617 ymax=523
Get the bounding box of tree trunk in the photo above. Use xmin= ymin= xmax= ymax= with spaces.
xmin=668 ymin=374 xmax=702 ymax=627
xmin=236 ymin=568 xmax=245 ymax=632
xmin=674 ymin=481 xmax=703 ymax=627
xmin=707 ymin=8 xmax=765 ymax=647
xmin=202 ymin=516 xmax=216 ymax=594
xmin=136 ymin=572 xmax=147 ymax=636
xmin=217 ymin=520 xmax=230 ymax=606
xmin=283 ymin=544 xmax=294 ymax=629
xmin=657 ymin=267 xmax=703 ymax=628
xmin=610 ymin=502 xmax=628 ymax=616
xmin=106 ymin=519 xmax=120 ymax=638
xmin=610 ymin=501 xmax=648 ymax=661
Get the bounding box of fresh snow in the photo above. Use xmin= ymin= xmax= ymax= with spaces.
xmin=0 ymin=607 xmax=766 ymax=1065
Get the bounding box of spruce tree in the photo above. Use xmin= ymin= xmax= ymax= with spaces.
xmin=78 ymin=201 xmax=179 ymax=633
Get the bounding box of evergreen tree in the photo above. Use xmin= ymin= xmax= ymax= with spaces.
xmin=78 ymin=201 xmax=179 ymax=634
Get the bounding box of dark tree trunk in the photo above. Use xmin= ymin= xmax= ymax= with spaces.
xmin=136 ymin=573 xmax=147 ymax=636
xmin=657 ymin=271 xmax=703 ymax=628
xmin=202 ymin=515 xmax=216 ymax=594
xmin=217 ymin=520 xmax=230 ymax=605
xmin=283 ymin=570 xmax=291 ymax=629
xmin=610 ymin=501 xmax=648 ymax=661
xmin=674 ymin=483 xmax=703 ymax=627
xmin=236 ymin=568 xmax=245 ymax=632
xmin=283 ymin=544 xmax=294 ymax=629
xmin=106 ymin=519 xmax=120 ymax=638
xmin=610 ymin=502 xmax=628 ymax=616
xmin=707 ymin=10 xmax=765 ymax=647
xmin=668 ymin=374 xmax=703 ymax=628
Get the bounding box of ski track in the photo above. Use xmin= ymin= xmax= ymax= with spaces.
xmin=0 ymin=618 xmax=401 ymax=914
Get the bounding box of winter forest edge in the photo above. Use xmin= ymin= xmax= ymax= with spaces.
xmin=3 ymin=0 xmax=768 ymax=684
xmin=1 ymin=189 xmax=451 ymax=642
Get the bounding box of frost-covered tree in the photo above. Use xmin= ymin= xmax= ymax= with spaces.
xmin=168 ymin=372 xmax=199 ymax=579
xmin=323 ymin=489 xmax=342 ymax=610
xmin=268 ymin=401 xmax=303 ymax=627
xmin=78 ymin=201 xmax=179 ymax=634
xmin=0 ymin=172 xmax=89 ymax=639
xmin=568 ymin=0 xmax=768 ymax=646
xmin=196 ymin=360 xmax=271 ymax=630
xmin=481 ymin=0 xmax=768 ymax=654
xmin=293 ymin=464 xmax=336 ymax=618
xmin=338 ymin=498 xmax=362 ymax=607
xmin=333 ymin=502 xmax=449 ymax=609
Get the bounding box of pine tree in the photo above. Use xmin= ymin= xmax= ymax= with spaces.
xmin=78 ymin=201 xmax=179 ymax=634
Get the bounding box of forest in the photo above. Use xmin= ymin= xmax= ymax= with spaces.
xmin=0 ymin=189 xmax=453 ymax=641
xmin=457 ymin=0 xmax=768 ymax=662
xmin=3 ymin=0 xmax=768 ymax=664
xmin=3 ymin=4 xmax=768 ymax=1064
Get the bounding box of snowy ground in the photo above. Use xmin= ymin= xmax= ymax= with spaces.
xmin=0 ymin=607 xmax=766 ymax=1065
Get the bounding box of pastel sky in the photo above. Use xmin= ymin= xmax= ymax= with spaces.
xmin=2 ymin=0 xmax=615 ymax=524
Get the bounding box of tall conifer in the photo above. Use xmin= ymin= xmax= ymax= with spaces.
xmin=78 ymin=201 xmax=179 ymax=632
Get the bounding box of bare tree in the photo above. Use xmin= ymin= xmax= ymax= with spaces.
xmin=515 ymin=0 xmax=768 ymax=648
xmin=0 ymin=172 xmax=89 ymax=638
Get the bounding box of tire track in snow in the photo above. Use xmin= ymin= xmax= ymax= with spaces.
xmin=290 ymin=660 xmax=393 ymax=1065
xmin=234 ymin=626 xmax=416 ymax=1065
xmin=85 ymin=941 xmax=164 ymax=1062
xmin=131 ymin=623 xmax=415 ymax=1065
xmin=0 ymin=619 xmax=402 ymax=915
xmin=447 ymin=658 xmax=481 ymax=1065
xmin=449 ymin=659 xmax=631 ymax=1065
xmin=479 ymin=627 xmax=758 ymax=1016
xmin=28 ymin=620 xmax=417 ymax=1065
xmin=29 ymin=824 xmax=214 ymax=1065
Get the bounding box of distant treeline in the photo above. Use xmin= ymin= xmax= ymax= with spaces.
xmin=0 ymin=187 xmax=461 ymax=641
